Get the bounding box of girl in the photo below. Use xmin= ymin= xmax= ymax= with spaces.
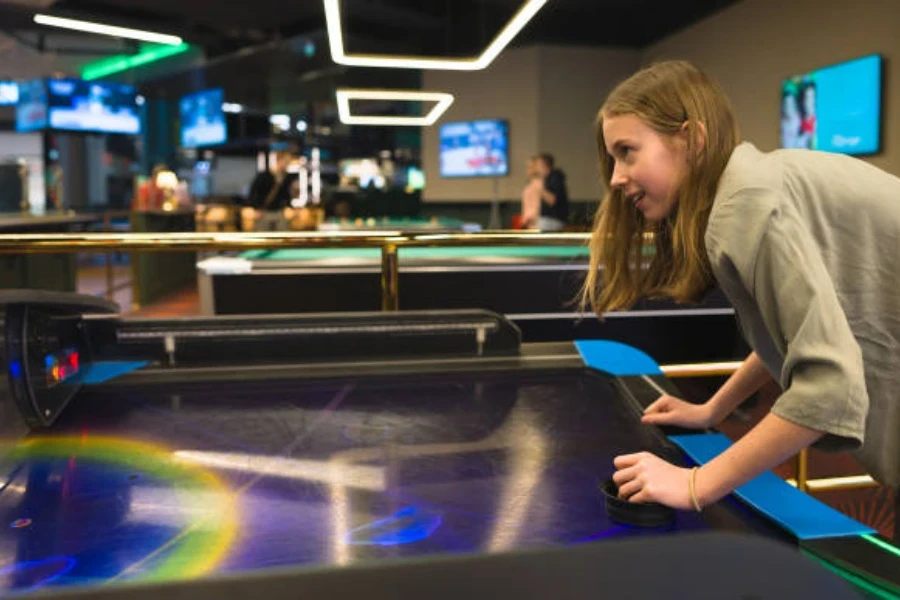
xmin=583 ymin=60 xmax=899 ymax=541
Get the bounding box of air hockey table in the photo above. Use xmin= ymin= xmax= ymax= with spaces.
xmin=0 ymin=291 xmax=896 ymax=600
xmin=197 ymin=245 xmax=745 ymax=363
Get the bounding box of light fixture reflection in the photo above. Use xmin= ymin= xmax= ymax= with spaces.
xmin=326 ymin=400 xmax=548 ymax=562
xmin=173 ymin=450 xmax=386 ymax=492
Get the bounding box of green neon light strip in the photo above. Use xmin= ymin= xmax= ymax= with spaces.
xmin=863 ymin=534 xmax=900 ymax=558
xmin=82 ymin=42 xmax=191 ymax=81
xmin=802 ymin=550 xmax=900 ymax=600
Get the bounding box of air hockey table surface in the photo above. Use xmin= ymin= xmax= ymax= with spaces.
xmin=0 ymin=293 xmax=895 ymax=599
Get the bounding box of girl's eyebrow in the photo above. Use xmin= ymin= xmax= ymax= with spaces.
xmin=610 ymin=140 xmax=632 ymax=153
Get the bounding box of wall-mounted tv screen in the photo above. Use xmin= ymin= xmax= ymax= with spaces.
xmin=781 ymin=54 xmax=882 ymax=155
xmin=0 ymin=81 xmax=19 ymax=106
xmin=16 ymin=79 xmax=48 ymax=132
xmin=180 ymin=88 xmax=227 ymax=148
xmin=47 ymin=79 xmax=141 ymax=135
xmin=439 ymin=119 xmax=509 ymax=178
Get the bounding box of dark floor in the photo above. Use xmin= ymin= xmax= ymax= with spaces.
xmin=75 ymin=264 xmax=896 ymax=540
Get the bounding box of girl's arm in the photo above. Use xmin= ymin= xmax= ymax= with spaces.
xmin=695 ymin=412 xmax=822 ymax=506
xmin=707 ymin=351 xmax=775 ymax=424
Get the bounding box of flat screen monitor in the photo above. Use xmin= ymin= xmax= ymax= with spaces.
xmin=47 ymin=79 xmax=141 ymax=135
xmin=439 ymin=119 xmax=509 ymax=178
xmin=340 ymin=158 xmax=383 ymax=189
xmin=406 ymin=166 xmax=425 ymax=190
xmin=16 ymin=79 xmax=48 ymax=132
xmin=780 ymin=54 xmax=882 ymax=155
xmin=0 ymin=81 xmax=19 ymax=106
xmin=180 ymin=89 xmax=227 ymax=148
xmin=190 ymin=160 xmax=213 ymax=198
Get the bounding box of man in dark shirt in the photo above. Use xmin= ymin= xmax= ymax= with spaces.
xmin=248 ymin=151 xmax=298 ymax=210
xmin=242 ymin=151 xmax=299 ymax=231
xmin=536 ymin=153 xmax=569 ymax=231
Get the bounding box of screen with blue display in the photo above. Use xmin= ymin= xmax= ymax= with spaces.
xmin=439 ymin=119 xmax=509 ymax=178
xmin=47 ymin=79 xmax=141 ymax=135
xmin=781 ymin=54 xmax=882 ymax=155
xmin=180 ymin=88 xmax=227 ymax=148
xmin=16 ymin=79 xmax=48 ymax=132
xmin=0 ymin=81 xmax=19 ymax=106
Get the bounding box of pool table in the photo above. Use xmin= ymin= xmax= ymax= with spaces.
xmin=318 ymin=216 xmax=482 ymax=233
xmin=197 ymin=245 xmax=746 ymax=364
xmin=0 ymin=292 xmax=895 ymax=599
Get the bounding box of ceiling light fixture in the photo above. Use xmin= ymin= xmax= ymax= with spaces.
xmin=324 ymin=0 xmax=548 ymax=71
xmin=34 ymin=14 xmax=183 ymax=46
xmin=336 ymin=89 xmax=454 ymax=126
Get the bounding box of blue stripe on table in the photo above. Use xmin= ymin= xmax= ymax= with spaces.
xmin=83 ymin=361 xmax=150 ymax=384
xmin=575 ymin=340 xmax=663 ymax=376
xmin=670 ymin=433 xmax=875 ymax=540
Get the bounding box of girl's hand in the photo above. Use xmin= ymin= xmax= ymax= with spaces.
xmin=612 ymin=452 xmax=696 ymax=511
xmin=641 ymin=394 xmax=718 ymax=429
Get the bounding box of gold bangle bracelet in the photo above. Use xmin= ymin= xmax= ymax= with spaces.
xmin=689 ymin=466 xmax=703 ymax=512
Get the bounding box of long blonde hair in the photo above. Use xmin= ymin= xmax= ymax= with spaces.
xmin=582 ymin=60 xmax=739 ymax=315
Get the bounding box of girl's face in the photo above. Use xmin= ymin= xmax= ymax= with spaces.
xmin=602 ymin=113 xmax=688 ymax=223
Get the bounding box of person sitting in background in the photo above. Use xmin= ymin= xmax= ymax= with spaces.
xmin=153 ymin=169 xmax=190 ymax=211
xmin=536 ymin=153 xmax=569 ymax=231
xmin=132 ymin=164 xmax=168 ymax=212
xmin=518 ymin=156 xmax=543 ymax=229
xmin=242 ymin=151 xmax=299 ymax=231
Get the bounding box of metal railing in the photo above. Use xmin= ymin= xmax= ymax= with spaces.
xmin=0 ymin=230 xmax=592 ymax=310
xmin=0 ymin=230 xmax=878 ymax=495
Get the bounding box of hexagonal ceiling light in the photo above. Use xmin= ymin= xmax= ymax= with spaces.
xmin=324 ymin=0 xmax=549 ymax=71
xmin=336 ymin=89 xmax=455 ymax=126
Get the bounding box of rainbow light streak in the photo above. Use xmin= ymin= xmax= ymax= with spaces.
xmin=9 ymin=436 xmax=238 ymax=583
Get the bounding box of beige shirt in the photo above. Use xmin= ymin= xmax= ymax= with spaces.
xmin=706 ymin=142 xmax=900 ymax=487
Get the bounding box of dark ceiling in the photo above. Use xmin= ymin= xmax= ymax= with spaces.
xmin=23 ymin=0 xmax=742 ymax=54
xmin=0 ymin=0 xmax=741 ymax=112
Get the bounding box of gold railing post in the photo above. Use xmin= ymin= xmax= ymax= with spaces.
xmin=130 ymin=252 xmax=141 ymax=312
xmin=103 ymin=212 xmax=114 ymax=301
xmin=381 ymin=243 xmax=399 ymax=311
xmin=105 ymin=251 xmax=114 ymax=301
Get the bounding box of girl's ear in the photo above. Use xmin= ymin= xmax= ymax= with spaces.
xmin=680 ymin=121 xmax=708 ymax=161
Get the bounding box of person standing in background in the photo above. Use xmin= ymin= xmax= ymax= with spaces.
xmin=242 ymin=151 xmax=299 ymax=231
xmin=536 ymin=153 xmax=569 ymax=231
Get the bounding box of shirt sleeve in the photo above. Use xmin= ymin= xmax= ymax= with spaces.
xmin=719 ymin=190 xmax=869 ymax=452
xmin=247 ymin=173 xmax=267 ymax=208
